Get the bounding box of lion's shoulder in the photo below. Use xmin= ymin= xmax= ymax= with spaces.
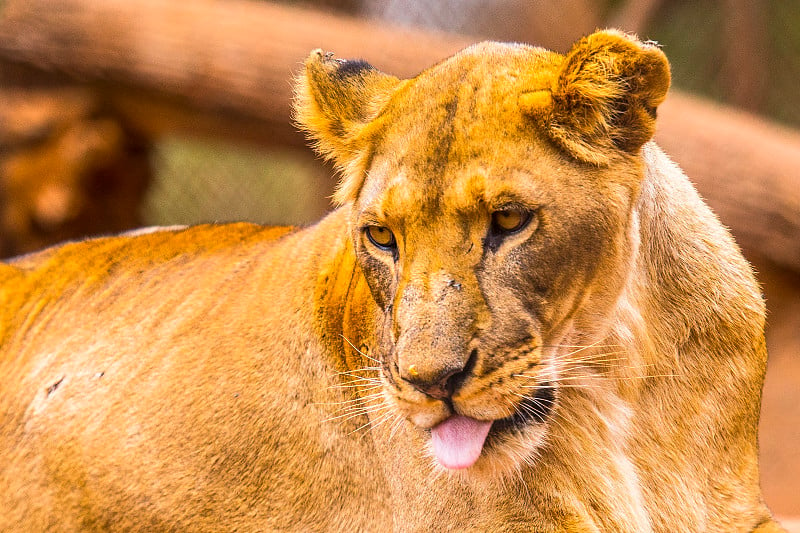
xmin=0 ymin=223 xmax=296 ymax=329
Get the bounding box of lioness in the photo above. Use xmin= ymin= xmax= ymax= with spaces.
xmin=0 ymin=30 xmax=785 ymax=532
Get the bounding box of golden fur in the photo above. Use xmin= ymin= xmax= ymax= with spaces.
xmin=0 ymin=30 xmax=784 ymax=531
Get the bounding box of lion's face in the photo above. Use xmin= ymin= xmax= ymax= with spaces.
xmin=296 ymin=33 xmax=669 ymax=474
xmin=350 ymin=68 xmax=643 ymax=474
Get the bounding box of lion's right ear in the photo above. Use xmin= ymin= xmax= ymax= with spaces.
xmin=294 ymin=51 xmax=401 ymax=203
xmin=520 ymin=30 xmax=670 ymax=165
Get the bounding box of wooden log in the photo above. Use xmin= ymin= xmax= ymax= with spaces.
xmin=0 ymin=0 xmax=472 ymax=141
xmin=655 ymin=93 xmax=800 ymax=271
xmin=1 ymin=0 xmax=798 ymax=270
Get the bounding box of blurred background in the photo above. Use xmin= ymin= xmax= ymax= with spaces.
xmin=0 ymin=0 xmax=798 ymax=524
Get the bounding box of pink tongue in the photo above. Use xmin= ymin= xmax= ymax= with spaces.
xmin=430 ymin=415 xmax=493 ymax=470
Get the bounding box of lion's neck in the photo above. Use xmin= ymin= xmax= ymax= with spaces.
xmin=495 ymin=144 xmax=770 ymax=529
xmin=606 ymin=143 xmax=768 ymax=529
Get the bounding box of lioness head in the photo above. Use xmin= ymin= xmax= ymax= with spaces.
xmin=296 ymin=30 xmax=669 ymax=475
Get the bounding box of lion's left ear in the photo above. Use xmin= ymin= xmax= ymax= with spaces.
xmin=294 ymin=51 xmax=401 ymax=203
xmin=520 ymin=30 xmax=670 ymax=165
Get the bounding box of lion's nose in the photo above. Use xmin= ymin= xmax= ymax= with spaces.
xmin=401 ymin=349 xmax=476 ymax=400
xmin=404 ymin=367 xmax=462 ymax=400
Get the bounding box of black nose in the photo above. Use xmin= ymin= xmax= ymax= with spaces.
xmin=403 ymin=349 xmax=477 ymax=400
xmin=406 ymin=367 xmax=462 ymax=400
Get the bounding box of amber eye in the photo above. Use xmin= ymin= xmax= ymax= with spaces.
xmin=491 ymin=208 xmax=531 ymax=235
xmin=365 ymin=225 xmax=397 ymax=251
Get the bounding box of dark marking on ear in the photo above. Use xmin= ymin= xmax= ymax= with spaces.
xmin=328 ymin=120 xmax=349 ymax=141
xmin=335 ymin=59 xmax=375 ymax=79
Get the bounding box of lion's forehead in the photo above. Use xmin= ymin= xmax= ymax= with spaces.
xmin=382 ymin=44 xmax=560 ymax=130
xmin=359 ymin=51 xmax=567 ymax=219
xmin=359 ymin=163 xmax=478 ymax=224
xmin=359 ymin=153 xmax=564 ymax=232
xmin=367 ymin=49 xmax=557 ymax=167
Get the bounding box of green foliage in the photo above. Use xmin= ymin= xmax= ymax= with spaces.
xmin=767 ymin=0 xmax=800 ymax=126
xmin=647 ymin=3 xmax=726 ymax=100
xmin=647 ymin=0 xmax=800 ymax=128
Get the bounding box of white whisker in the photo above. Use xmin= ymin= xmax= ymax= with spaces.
xmin=328 ymin=382 xmax=382 ymax=390
xmin=551 ymin=352 xmax=627 ymax=362
xmin=519 ymin=383 xmax=600 ymax=390
xmin=388 ymin=415 xmax=405 ymax=443
xmin=348 ymin=408 xmax=394 ymax=435
xmin=334 ymin=367 xmax=382 ymax=376
xmin=323 ymin=404 xmax=387 ymax=423
xmin=340 ymin=334 xmax=381 ymax=364
xmin=315 ymin=393 xmax=383 ymax=407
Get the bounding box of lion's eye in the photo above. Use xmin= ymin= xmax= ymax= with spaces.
xmin=365 ymin=225 xmax=397 ymax=251
xmin=491 ymin=209 xmax=531 ymax=235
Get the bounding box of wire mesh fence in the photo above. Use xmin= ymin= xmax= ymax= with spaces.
xmin=142 ymin=136 xmax=333 ymax=228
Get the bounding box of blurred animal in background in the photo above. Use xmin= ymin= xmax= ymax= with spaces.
xmin=0 ymin=88 xmax=149 ymax=257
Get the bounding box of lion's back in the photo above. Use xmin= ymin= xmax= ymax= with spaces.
xmin=0 ymin=222 xmax=295 ymax=365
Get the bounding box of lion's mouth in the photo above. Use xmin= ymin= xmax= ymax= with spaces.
xmin=429 ymin=383 xmax=555 ymax=470
xmin=492 ymin=382 xmax=555 ymax=432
